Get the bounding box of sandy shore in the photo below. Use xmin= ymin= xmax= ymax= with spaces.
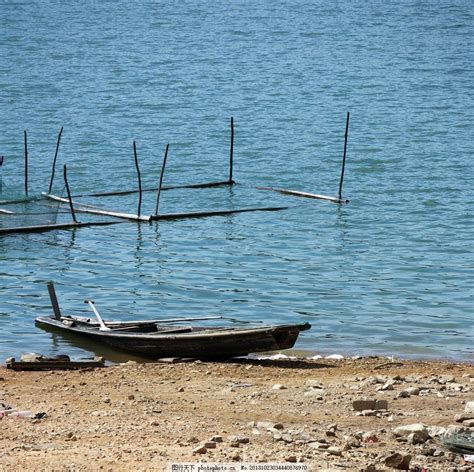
xmin=0 ymin=356 xmax=473 ymax=471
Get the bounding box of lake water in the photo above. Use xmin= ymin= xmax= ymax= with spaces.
xmin=0 ymin=1 xmax=472 ymax=362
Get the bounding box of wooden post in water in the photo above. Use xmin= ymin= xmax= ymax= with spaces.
xmin=155 ymin=144 xmax=169 ymax=216
xmin=338 ymin=112 xmax=350 ymax=202
xmin=63 ymin=164 xmax=77 ymax=223
xmin=229 ymin=116 xmax=234 ymax=184
xmin=24 ymin=130 xmax=28 ymax=196
xmin=0 ymin=156 xmax=3 ymax=194
xmin=48 ymin=126 xmax=64 ymax=193
xmin=133 ymin=141 xmax=142 ymax=217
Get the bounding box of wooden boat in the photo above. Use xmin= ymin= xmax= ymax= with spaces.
xmin=35 ymin=283 xmax=311 ymax=360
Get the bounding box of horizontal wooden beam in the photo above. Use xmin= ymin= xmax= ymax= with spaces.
xmin=150 ymin=206 xmax=288 ymax=221
xmin=0 ymin=220 xmax=122 ymax=235
xmin=257 ymin=187 xmax=349 ymax=204
xmin=43 ymin=193 xmax=151 ymax=222
xmin=73 ymin=180 xmax=233 ymax=198
xmin=6 ymin=358 xmax=105 ymax=371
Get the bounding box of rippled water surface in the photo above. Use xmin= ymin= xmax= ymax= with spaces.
xmin=0 ymin=1 xmax=472 ymax=361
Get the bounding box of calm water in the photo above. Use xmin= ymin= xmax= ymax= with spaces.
xmin=0 ymin=1 xmax=472 ymax=362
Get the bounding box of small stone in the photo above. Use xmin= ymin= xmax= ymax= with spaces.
xmin=127 ymin=394 xmax=135 ymax=401
xmin=305 ymin=379 xmax=324 ymax=389
xmin=362 ymin=410 xmax=377 ymax=416
xmin=273 ymin=423 xmax=284 ymax=430
xmin=462 ymin=419 xmax=474 ymax=427
xmin=344 ymin=437 xmax=361 ymax=449
xmin=427 ymin=426 xmax=446 ymax=437
xmin=103 ymin=397 xmax=111 ymax=404
xmin=308 ymin=442 xmax=329 ymax=450
xmin=455 ymin=413 xmax=474 ymax=423
xmin=465 ymin=401 xmax=474 ymax=413
xmin=229 ymin=441 xmax=240 ymax=448
xmin=272 ymin=384 xmax=286 ymax=390
xmin=177 ymin=387 xmax=185 ymax=392
xmin=378 ymin=379 xmax=396 ymax=391
xmin=193 ymin=445 xmax=207 ymax=454
xmin=204 ymin=441 xmax=216 ymax=449
xmin=384 ymin=453 xmax=411 ymax=470
xmin=229 ymin=435 xmax=249 ymax=444
xmin=397 ymin=390 xmax=411 ymax=399
xmin=362 ymin=465 xmax=377 ymax=472
xmin=210 ymin=435 xmax=223 ymax=442
xmin=407 ymin=431 xmax=428 ymax=444
xmin=285 ymin=455 xmax=297 ymax=463
xmin=327 ymin=446 xmax=343 ymax=456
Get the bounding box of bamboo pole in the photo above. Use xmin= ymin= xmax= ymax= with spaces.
xmin=229 ymin=116 xmax=234 ymax=184
xmin=63 ymin=165 xmax=77 ymax=223
xmin=0 ymin=220 xmax=122 ymax=235
xmin=72 ymin=180 xmax=231 ymax=198
xmin=48 ymin=126 xmax=63 ymax=193
xmin=43 ymin=193 xmax=151 ymax=222
xmin=24 ymin=130 xmax=28 ymax=196
xmin=338 ymin=112 xmax=350 ymax=202
xmin=257 ymin=187 xmax=348 ymax=204
xmin=150 ymin=206 xmax=288 ymax=221
xmin=155 ymin=144 xmax=169 ymax=216
xmin=133 ymin=141 xmax=142 ymax=217
xmin=0 ymin=155 xmax=3 ymax=194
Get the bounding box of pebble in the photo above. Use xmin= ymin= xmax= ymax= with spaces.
xmin=407 ymin=431 xmax=428 ymax=445
xmin=305 ymin=379 xmax=324 ymax=389
xmin=204 ymin=441 xmax=216 ymax=449
xmin=378 ymin=379 xmax=396 ymax=391
xmin=193 ymin=445 xmax=207 ymax=454
xmin=229 ymin=435 xmax=249 ymax=444
xmin=308 ymin=441 xmax=329 ymax=450
xmin=327 ymin=446 xmax=343 ymax=456
xmin=210 ymin=435 xmax=223 ymax=442
xmin=272 ymin=384 xmax=286 ymax=390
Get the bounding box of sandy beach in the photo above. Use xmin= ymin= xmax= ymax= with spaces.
xmin=0 ymin=356 xmax=473 ymax=471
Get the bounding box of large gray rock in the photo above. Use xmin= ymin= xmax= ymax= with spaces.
xmin=393 ymin=423 xmax=430 ymax=442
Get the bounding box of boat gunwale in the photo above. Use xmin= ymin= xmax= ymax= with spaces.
xmin=35 ymin=315 xmax=311 ymax=341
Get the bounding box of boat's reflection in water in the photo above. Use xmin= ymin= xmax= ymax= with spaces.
xmin=43 ymin=327 xmax=153 ymax=364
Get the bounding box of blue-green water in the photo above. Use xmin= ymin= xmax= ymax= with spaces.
xmin=0 ymin=1 xmax=472 ymax=362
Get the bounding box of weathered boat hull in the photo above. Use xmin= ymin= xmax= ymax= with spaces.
xmin=35 ymin=315 xmax=310 ymax=360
